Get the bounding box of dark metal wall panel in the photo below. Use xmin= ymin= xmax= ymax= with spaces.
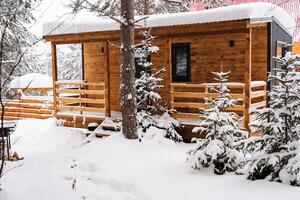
xmin=268 ymin=20 xmax=293 ymax=87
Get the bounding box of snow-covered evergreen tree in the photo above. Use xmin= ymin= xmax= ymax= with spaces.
xmin=56 ymin=44 xmax=83 ymax=80
xmin=245 ymin=52 xmax=300 ymax=185
xmin=0 ymin=0 xmax=39 ymax=97
xmin=187 ymin=71 xmax=248 ymax=174
xmin=135 ymin=29 xmax=182 ymax=142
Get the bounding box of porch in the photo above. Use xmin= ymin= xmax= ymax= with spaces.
xmin=51 ymin=79 xmax=267 ymax=130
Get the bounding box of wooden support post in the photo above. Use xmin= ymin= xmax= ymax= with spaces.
xmin=51 ymin=43 xmax=58 ymax=115
xmin=170 ymin=84 xmax=174 ymax=109
xmin=263 ymin=84 xmax=267 ymax=108
xmin=204 ymin=86 xmax=209 ymax=104
xmin=168 ymin=39 xmax=172 ymax=109
xmin=105 ymin=41 xmax=111 ymax=117
xmin=244 ymin=25 xmax=252 ymax=132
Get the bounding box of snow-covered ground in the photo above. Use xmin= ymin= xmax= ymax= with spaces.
xmin=0 ymin=119 xmax=299 ymax=200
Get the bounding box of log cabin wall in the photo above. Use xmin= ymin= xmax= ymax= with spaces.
xmin=46 ymin=20 xmax=269 ymax=112
xmin=251 ymin=26 xmax=268 ymax=82
xmin=83 ymin=42 xmax=107 ymax=109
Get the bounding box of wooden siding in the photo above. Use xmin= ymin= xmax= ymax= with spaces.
xmin=83 ymin=42 xmax=107 ymax=108
xmin=251 ymin=26 xmax=268 ymax=81
xmin=48 ymin=20 xmax=269 ymax=121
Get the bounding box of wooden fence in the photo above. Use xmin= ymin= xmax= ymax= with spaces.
xmin=170 ymin=81 xmax=267 ymax=126
xmin=54 ymin=80 xmax=109 ymax=116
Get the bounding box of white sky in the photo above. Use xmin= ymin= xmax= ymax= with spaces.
xmin=29 ymin=0 xmax=94 ymax=37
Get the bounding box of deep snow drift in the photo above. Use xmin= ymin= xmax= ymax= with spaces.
xmin=0 ymin=119 xmax=299 ymax=200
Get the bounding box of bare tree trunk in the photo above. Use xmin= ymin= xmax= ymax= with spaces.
xmin=120 ymin=0 xmax=138 ymax=139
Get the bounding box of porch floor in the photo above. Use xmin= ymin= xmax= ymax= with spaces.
xmin=56 ymin=111 xmax=122 ymax=119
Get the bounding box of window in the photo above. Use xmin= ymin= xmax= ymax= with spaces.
xmin=276 ymin=41 xmax=288 ymax=57
xmin=172 ymin=43 xmax=191 ymax=82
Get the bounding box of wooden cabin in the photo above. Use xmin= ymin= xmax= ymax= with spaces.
xmin=43 ymin=3 xmax=294 ymax=138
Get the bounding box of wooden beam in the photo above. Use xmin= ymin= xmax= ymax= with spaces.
xmin=171 ymin=92 xmax=245 ymax=100
xmin=250 ymin=91 xmax=265 ymax=99
xmin=56 ymin=97 xmax=105 ymax=104
xmin=55 ymin=81 xmax=105 ymax=86
xmin=57 ymin=105 xmax=105 ymax=113
xmin=251 ymin=101 xmax=267 ymax=109
xmin=56 ymin=89 xmax=105 ymax=95
xmin=168 ymin=38 xmax=172 ymax=108
xmin=172 ymin=112 xmax=201 ymax=119
xmin=105 ymin=41 xmax=111 ymax=117
xmin=43 ymin=20 xmax=249 ymax=44
xmin=171 ymin=102 xmax=210 ymax=109
xmin=51 ymin=43 xmax=58 ymax=115
xmin=244 ymin=25 xmax=252 ymax=132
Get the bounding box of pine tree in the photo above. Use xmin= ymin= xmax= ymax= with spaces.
xmin=186 ymin=71 xmax=248 ymax=174
xmin=245 ymin=52 xmax=300 ymax=185
xmin=0 ymin=0 xmax=39 ymax=97
xmin=135 ymin=29 xmax=182 ymax=142
xmin=0 ymin=0 xmax=39 ymax=177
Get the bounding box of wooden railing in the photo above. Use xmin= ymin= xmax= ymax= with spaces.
xmin=170 ymin=81 xmax=267 ymax=126
xmin=54 ymin=80 xmax=109 ymax=116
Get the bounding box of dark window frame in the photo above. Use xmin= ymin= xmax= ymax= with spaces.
xmin=171 ymin=43 xmax=191 ymax=82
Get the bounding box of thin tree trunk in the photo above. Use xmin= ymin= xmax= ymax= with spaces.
xmin=120 ymin=0 xmax=138 ymax=139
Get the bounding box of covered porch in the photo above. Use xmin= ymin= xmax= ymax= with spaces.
xmin=50 ymin=42 xmax=119 ymax=128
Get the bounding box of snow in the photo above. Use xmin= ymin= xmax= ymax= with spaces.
xmin=9 ymin=73 xmax=53 ymax=89
xmin=56 ymin=111 xmax=122 ymax=118
xmin=1 ymin=119 xmax=300 ymax=200
xmin=201 ymin=81 xmax=266 ymax=87
xmin=43 ymin=3 xmax=295 ymax=37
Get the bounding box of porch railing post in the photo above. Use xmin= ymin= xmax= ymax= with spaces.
xmin=51 ymin=43 xmax=58 ymax=115
xmin=244 ymin=23 xmax=252 ymax=133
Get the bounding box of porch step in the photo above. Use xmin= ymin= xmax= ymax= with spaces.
xmin=93 ymin=118 xmax=121 ymax=138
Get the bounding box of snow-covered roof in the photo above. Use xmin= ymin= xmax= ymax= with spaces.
xmin=43 ymin=2 xmax=295 ymax=37
xmin=10 ymin=73 xmax=53 ymax=89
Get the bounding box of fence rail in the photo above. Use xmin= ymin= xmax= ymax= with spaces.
xmin=170 ymin=81 xmax=267 ymax=126
xmin=54 ymin=80 xmax=108 ymax=116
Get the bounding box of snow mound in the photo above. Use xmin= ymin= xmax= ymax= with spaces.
xmin=43 ymin=2 xmax=295 ymax=36
xmin=9 ymin=73 xmax=53 ymax=89
xmin=1 ymin=119 xmax=300 ymax=200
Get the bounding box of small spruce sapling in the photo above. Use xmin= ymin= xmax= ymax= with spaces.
xmin=245 ymin=52 xmax=300 ymax=185
xmin=187 ymin=71 xmax=248 ymax=175
xmin=135 ymin=29 xmax=182 ymax=141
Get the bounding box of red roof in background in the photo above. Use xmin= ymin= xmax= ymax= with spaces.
xmin=191 ymin=0 xmax=300 ymax=42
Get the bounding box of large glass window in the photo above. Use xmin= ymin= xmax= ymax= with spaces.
xmin=172 ymin=43 xmax=191 ymax=82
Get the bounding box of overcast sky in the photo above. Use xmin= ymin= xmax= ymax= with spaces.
xmin=29 ymin=0 xmax=85 ymax=37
